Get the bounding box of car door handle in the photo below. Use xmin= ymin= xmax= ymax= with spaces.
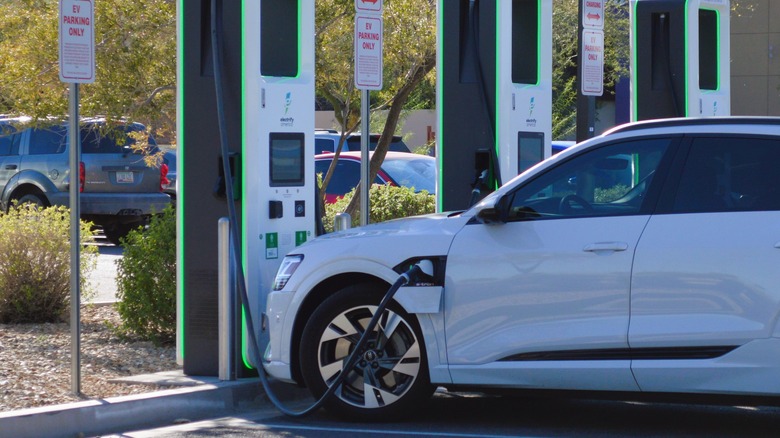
xmin=583 ymin=242 xmax=629 ymax=253
xmin=5 ymin=164 xmax=17 ymax=170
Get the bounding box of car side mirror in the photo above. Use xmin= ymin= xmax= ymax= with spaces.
xmin=475 ymin=195 xmax=508 ymax=224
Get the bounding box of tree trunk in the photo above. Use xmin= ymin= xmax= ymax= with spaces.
xmin=343 ymin=54 xmax=436 ymax=221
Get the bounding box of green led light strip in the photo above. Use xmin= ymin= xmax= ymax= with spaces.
xmin=684 ymin=0 xmax=690 ymax=116
xmin=701 ymin=7 xmax=721 ymax=92
xmin=630 ymin=0 xmax=638 ymax=121
xmin=535 ymin=0 xmax=542 ymax=87
xmin=494 ymin=0 xmax=501 ymax=189
xmin=176 ymin=0 xmax=186 ymax=359
xmin=436 ymin=0 xmax=444 ymax=212
xmin=240 ymin=0 xmax=252 ymax=371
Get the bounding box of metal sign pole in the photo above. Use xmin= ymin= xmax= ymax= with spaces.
xmin=354 ymin=1 xmax=383 ymax=226
xmin=360 ymin=90 xmax=370 ymax=226
xmin=59 ymin=0 xmax=93 ymax=396
xmin=69 ymin=82 xmax=81 ymax=395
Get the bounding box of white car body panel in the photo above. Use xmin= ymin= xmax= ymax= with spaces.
xmin=631 ymin=338 xmax=780 ymax=395
xmin=448 ymin=360 xmax=639 ymax=391
xmin=631 ymin=211 xmax=780 ymax=348
xmin=445 ymin=216 xmax=651 ymax=365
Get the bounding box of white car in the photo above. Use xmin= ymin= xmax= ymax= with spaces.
xmin=264 ymin=117 xmax=780 ymax=420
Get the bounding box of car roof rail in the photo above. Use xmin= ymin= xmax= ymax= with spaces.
xmin=605 ymin=116 xmax=780 ymax=136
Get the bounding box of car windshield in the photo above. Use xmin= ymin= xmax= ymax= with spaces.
xmin=81 ymin=124 xmax=158 ymax=154
xmin=381 ymin=157 xmax=436 ymax=193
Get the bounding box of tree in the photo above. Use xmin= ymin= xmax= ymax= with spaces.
xmin=0 ymin=0 xmax=176 ymax=140
xmin=315 ymin=0 xmax=436 ymax=220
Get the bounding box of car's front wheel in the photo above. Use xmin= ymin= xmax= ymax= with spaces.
xmin=300 ymin=284 xmax=433 ymax=421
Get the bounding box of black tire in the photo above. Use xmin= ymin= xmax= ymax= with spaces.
xmin=103 ymin=222 xmax=141 ymax=246
xmin=300 ymin=284 xmax=434 ymax=421
xmin=15 ymin=193 xmax=47 ymax=209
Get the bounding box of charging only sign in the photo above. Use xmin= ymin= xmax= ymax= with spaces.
xmin=59 ymin=0 xmax=95 ymax=83
xmin=354 ymin=9 xmax=383 ymax=90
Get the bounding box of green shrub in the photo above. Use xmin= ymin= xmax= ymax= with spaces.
xmin=323 ymin=184 xmax=436 ymax=232
xmin=0 ymin=205 xmax=97 ymax=323
xmin=114 ymin=205 xmax=176 ymax=345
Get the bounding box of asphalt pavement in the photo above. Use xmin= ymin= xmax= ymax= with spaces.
xmin=85 ymin=236 xmax=123 ymax=304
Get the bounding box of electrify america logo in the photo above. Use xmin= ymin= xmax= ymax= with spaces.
xmin=526 ymin=97 xmax=537 ymax=127
xmin=280 ymin=92 xmax=294 ymax=127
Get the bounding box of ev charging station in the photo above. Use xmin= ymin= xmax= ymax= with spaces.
xmin=630 ymin=0 xmax=730 ymax=121
xmin=177 ymin=0 xmax=314 ymax=377
xmin=438 ymin=0 xmax=552 ymax=212
xmin=241 ymin=1 xmax=316 ymax=369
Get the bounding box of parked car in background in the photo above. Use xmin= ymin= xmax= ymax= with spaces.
xmin=552 ymin=140 xmax=575 ymax=155
xmin=162 ymin=149 xmax=177 ymax=201
xmin=266 ymin=117 xmax=780 ymax=421
xmin=315 ymin=130 xmax=412 ymax=154
xmin=315 ymin=151 xmax=436 ymax=203
xmin=0 ymin=117 xmax=172 ymax=245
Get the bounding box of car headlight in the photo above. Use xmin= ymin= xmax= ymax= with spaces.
xmin=272 ymin=255 xmax=303 ymax=291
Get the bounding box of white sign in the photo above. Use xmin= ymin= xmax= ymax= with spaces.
xmin=582 ymin=0 xmax=604 ymax=29
xmin=355 ymin=0 xmax=382 ymax=14
xmin=59 ymin=0 xmax=94 ymax=83
xmin=581 ymin=29 xmax=604 ymax=96
xmin=354 ymin=14 xmax=383 ymax=90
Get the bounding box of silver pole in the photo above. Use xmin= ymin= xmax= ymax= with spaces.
xmin=360 ymin=89 xmax=370 ymax=226
xmin=334 ymin=212 xmax=352 ymax=231
xmin=69 ymin=83 xmax=81 ymax=395
xmin=218 ymin=218 xmax=235 ymax=381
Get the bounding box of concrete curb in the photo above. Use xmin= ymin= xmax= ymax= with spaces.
xmin=0 ymin=378 xmax=264 ymax=438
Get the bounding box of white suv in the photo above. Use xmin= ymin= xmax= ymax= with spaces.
xmin=265 ymin=117 xmax=780 ymax=420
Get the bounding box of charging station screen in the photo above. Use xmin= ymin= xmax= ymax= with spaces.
xmin=698 ymin=9 xmax=718 ymax=91
xmin=512 ymin=0 xmax=539 ymax=85
xmin=270 ymin=133 xmax=304 ymax=186
xmin=261 ymin=0 xmax=299 ymax=77
xmin=518 ymin=132 xmax=543 ymax=174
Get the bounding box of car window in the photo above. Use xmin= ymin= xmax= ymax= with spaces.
xmin=672 ymin=136 xmax=780 ymax=213
xmin=505 ymin=137 xmax=672 ymax=220
xmin=316 ymin=158 xmax=385 ymax=196
xmin=381 ymin=157 xmax=436 ymax=193
xmin=80 ymin=125 xmax=157 ymax=154
xmin=0 ymin=126 xmax=19 ymax=156
xmin=315 ymin=138 xmax=335 ymax=154
xmin=316 ymin=159 xmax=360 ymax=195
xmin=29 ymin=127 xmax=67 ymax=155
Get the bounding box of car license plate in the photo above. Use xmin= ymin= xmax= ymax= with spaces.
xmin=116 ymin=171 xmax=134 ymax=183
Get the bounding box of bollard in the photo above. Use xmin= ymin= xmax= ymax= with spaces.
xmin=334 ymin=212 xmax=352 ymax=231
xmin=217 ymin=218 xmax=235 ymax=380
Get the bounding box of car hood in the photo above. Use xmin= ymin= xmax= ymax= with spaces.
xmin=287 ymin=212 xmax=470 ymax=282
xmin=320 ymin=211 xmax=464 ymax=241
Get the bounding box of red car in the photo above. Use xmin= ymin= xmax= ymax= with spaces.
xmin=315 ymin=151 xmax=436 ymax=203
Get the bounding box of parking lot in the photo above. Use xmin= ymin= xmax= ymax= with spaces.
xmin=109 ymin=389 xmax=780 ymax=437
xmin=84 ymin=234 xmax=123 ymax=304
